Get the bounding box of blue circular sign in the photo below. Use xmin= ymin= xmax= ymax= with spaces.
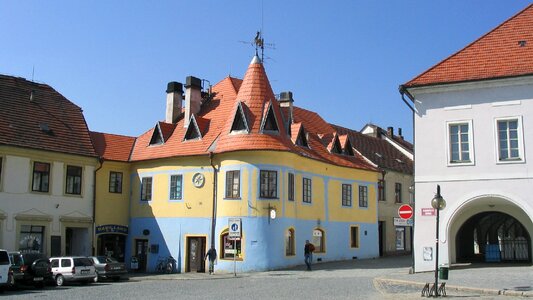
xmin=231 ymin=223 xmax=239 ymax=231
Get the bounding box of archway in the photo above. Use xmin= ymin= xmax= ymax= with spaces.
xmin=456 ymin=212 xmax=530 ymax=263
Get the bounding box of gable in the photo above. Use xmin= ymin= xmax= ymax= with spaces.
xmin=149 ymin=124 xmax=164 ymax=146
xmin=329 ymin=134 xmax=342 ymax=154
xmin=260 ymin=101 xmax=279 ymax=133
xmin=230 ymin=101 xmax=250 ymax=133
xmin=184 ymin=115 xmax=202 ymax=141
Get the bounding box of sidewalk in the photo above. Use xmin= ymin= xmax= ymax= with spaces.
xmin=127 ymin=256 xmax=533 ymax=297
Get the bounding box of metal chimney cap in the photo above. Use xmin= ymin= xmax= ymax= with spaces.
xmin=185 ymin=76 xmax=202 ymax=89
xmin=166 ymin=82 xmax=183 ymax=93
xmin=279 ymin=91 xmax=294 ymax=102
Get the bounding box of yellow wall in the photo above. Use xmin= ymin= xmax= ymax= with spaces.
xmin=129 ymin=151 xmax=379 ymax=223
xmin=94 ymin=160 xmax=131 ymax=227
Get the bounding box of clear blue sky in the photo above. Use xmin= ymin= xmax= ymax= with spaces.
xmin=1 ymin=1 xmax=531 ymax=142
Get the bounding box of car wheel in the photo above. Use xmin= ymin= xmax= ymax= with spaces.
xmin=8 ymin=274 xmax=14 ymax=287
xmin=56 ymin=275 xmax=65 ymax=287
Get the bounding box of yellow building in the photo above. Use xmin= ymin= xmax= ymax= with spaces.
xmin=121 ymin=55 xmax=380 ymax=273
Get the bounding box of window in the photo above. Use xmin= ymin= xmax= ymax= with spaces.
xmin=342 ymin=184 xmax=352 ymax=206
xmin=396 ymin=227 xmax=405 ymax=250
xmin=497 ymin=118 xmax=522 ymax=161
xmin=312 ymin=229 xmax=325 ymax=253
xmin=448 ymin=122 xmax=472 ymax=163
xmin=288 ymin=173 xmax=294 ymax=201
xmin=221 ymin=230 xmax=242 ymax=260
xmin=350 ymin=226 xmax=359 ymax=248
xmin=32 ymin=162 xmax=50 ymax=192
xmin=395 ymin=183 xmax=402 ymax=203
xmin=260 ymin=170 xmax=277 ymax=198
xmin=109 ymin=171 xmax=123 ymax=193
xmin=303 ymin=177 xmax=312 ymax=203
xmin=286 ymin=228 xmax=295 ymax=256
xmin=66 ymin=165 xmax=82 ymax=195
xmin=378 ymin=179 xmax=385 ymax=201
xmin=170 ymin=175 xmax=183 ymax=200
xmin=20 ymin=225 xmax=44 ymax=252
xmin=141 ymin=177 xmax=152 ymax=201
xmin=61 ymin=259 xmax=71 ymax=267
xmin=359 ymin=186 xmax=368 ymax=208
xmin=261 ymin=103 xmax=279 ymax=132
xmin=225 ymin=171 xmax=240 ymax=198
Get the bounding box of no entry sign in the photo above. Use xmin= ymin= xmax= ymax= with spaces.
xmin=398 ymin=204 xmax=413 ymax=220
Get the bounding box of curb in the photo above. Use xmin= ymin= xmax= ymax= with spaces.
xmin=375 ymin=277 xmax=533 ymax=297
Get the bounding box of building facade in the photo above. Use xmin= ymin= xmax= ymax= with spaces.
xmin=401 ymin=4 xmax=533 ymax=272
xmin=0 ymin=75 xmax=97 ymax=256
xmin=124 ymin=55 xmax=381 ymax=273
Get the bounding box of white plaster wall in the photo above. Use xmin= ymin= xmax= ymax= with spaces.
xmin=410 ymin=78 xmax=533 ymax=272
xmin=0 ymin=153 xmax=95 ymax=254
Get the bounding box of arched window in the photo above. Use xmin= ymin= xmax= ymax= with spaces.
xmin=220 ymin=229 xmax=242 ymax=260
xmin=312 ymin=229 xmax=325 ymax=253
xmin=286 ymin=228 xmax=295 ymax=256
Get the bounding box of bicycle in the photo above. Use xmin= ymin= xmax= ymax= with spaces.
xmin=155 ymin=256 xmax=175 ymax=274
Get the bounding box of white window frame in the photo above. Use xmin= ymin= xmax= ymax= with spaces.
xmin=446 ymin=120 xmax=475 ymax=166
xmin=494 ymin=116 xmax=525 ymax=164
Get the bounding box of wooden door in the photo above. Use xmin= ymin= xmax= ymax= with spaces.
xmin=186 ymin=237 xmax=206 ymax=272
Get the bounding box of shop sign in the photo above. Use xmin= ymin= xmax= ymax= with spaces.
xmin=95 ymin=224 xmax=128 ymax=235
xmin=393 ymin=217 xmax=413 ymax=226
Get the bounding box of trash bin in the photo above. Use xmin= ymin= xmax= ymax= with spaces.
xmin=438 ymin=265 xmax=449 ymax=280
xmin=130 ymin=256 xmax=139 ymax=270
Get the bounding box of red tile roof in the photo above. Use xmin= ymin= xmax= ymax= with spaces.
xmin=129 ymin=56 xmax=377 ymax=172
xmin=90 ymin=131 xmax=136 ymax=162
xmin=0 ymin=74 xmax=96 ymax=157
xmin=404 ymin=4 xmax=533 ymax=87
xmin=332 ymin=124 xmax=413 ymax=175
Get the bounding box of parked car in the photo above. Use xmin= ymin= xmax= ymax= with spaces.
xmin=49 ymin=257 xmax=96 ymax=286
xmin=8 ymin=251 xmax=53 ymax=288
xmin=0 ymin=249 xmax=14 ymax=292
xmin=88 ymin=256 xmax=127 ymax=282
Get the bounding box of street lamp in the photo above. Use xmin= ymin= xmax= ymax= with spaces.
xmin=431 ymin=185 xmax=446 ymax=297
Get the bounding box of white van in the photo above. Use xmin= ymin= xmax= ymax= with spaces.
xmin=0 ymin=249 xmax=13 ymax=292
xmin=49 ymin=257 xmax=96 ymax=286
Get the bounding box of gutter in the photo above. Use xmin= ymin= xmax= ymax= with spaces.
xmin=209 ymin=152 xmax=218 ymax=250
xmin=92 ymin=157 xmax=104 ymax=255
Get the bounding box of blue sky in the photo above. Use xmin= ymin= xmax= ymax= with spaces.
xmin=1 ymin=1 xmax=531 ymax=142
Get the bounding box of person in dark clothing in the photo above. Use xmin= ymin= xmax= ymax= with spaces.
xmin=205 ymin=247 xmax=217 ymax=274
xmin=304 ymin=240 xmax=315 ymax=271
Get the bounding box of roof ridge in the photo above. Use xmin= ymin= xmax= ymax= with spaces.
xmin=404 ymin=3 xmax=533 ymax=87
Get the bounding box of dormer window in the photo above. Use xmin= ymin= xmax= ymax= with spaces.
xmin=230 ymin=102 xmax=250 ymax=133
xmin=291 ymin=123 xmax=309 ymax=148
xmin=149 ymin=124 xmax=164 ymax=146
xmin=341 ymin=136 xmax=355 ymax=156
xmin=260 ymin=101 xmax=279 ymax=133
xmin=184 ymin=115 xmax=202 ymax=141
xmin=330 ymin=135 xmax=342 ymax=154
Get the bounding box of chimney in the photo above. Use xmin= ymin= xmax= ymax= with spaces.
xmin=165 ymin=82 xmax=183 ymax=123
xmin=387 ymin=126 xmax=393 ymax=137
xmin=279 ymin=91 xmax=294 ymax=124
xmin=184 ymin=76 xmax=202 ymax=127
xmin=398 ymin=128 xmax=403 ymax=139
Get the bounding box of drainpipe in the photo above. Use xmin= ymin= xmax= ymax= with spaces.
xmin=399 ymin=85 xmax=416 ymax=273
xmin=209 ymin=152 xmax=218 ymax=250
xmin=93 ymin=157 xmax=104 ymax=256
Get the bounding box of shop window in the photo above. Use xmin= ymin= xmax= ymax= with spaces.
xmin=350 ymin=226 xmax=359 ymax=248
xmin=259 ymin=170 xmax=277 ymax=198
xmin=220 ymin=230 xmax=242 ymax=260
xmin=20 ymin=225 xmax=44 ymax=252
xmin=286 ymin=228 xmax=295 ymax=256
xmin=312 ymin=229 xmax=325 ymax=253
xmin=66 ymin=165 xmax=82 ymax=195
xmin=109 ymin=171 xmax=123 ymax=193
xmin=141 ymin=177 xmax=152 ymax=201
xmin=32 ymin=162 xmax=50 ymax=192
xmin=225 ymin=170 xmax=240 ymax=198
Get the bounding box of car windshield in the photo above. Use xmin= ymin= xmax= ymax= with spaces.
xmin=74 ymin=258 xmax=93 ymax=267
xmin=9 ymin=254 xmax=22 ymax=266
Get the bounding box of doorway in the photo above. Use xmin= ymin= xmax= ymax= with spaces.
xmin=65 ymin=227 xmax=89 ymax=255
xmin=134 ymin=239 xmax=149 ymax=272
xmin=378 ymin=221 xmax=384 ymax=256
xmin=186 ymin=237 xmax=206 ymax=273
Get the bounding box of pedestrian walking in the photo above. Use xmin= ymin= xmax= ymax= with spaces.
xmin=304 ymin=240 xmax=315 ymax=271
xmin=205 ymin=247 xmax=217 ymax=274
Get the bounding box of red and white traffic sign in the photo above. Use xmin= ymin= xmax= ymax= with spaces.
xmin=398 ymin=204 xmax=413 ymax=220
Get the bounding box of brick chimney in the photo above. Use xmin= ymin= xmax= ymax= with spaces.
xmin=184 ymin=76 xmax=202 ymax=128
xmin=279 ymin=91 xmax=294 ymax=124
xmin=387 ymin=126 xmax=393 ymax=137
xmin=398 ymin=128 xmax=403 ymax=139
xmin=165 ymin=82 xmax=183 ymax=124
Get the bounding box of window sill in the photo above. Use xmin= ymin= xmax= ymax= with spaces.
xmin=220 ymin=258 xmax=243 ymax=261
xmin=497 ymin=158 xmax=525 ymax=165
xmin=258 ymin=197 xmax=279 ymax=200
xmin=224 ymin=197 xmax=242 ymax=200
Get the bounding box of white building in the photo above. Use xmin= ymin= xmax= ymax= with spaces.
xmin=400 ymin=4 xmax=533 ymax=272
xmin=0 ymin=75 xmax=98 ymax=256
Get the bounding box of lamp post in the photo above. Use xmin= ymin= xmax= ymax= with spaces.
xmin=431 ymin=185 xmax=446 ymax=297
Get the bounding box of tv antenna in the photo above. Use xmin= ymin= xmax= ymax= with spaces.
xmin=238 ymin=31 xmax=275 ymax=62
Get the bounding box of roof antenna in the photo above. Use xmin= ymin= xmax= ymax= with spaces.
xmin=32 ymin=65 xmax=35 ymax=82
